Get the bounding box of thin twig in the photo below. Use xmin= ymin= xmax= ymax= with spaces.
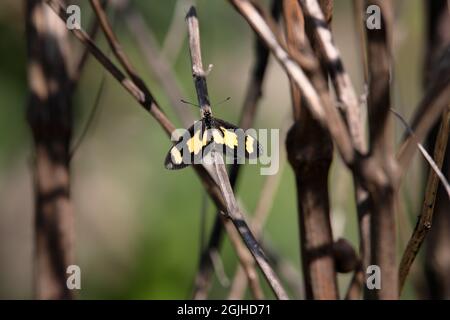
xmin=262 ymin=239 xmax=304 ymax=299
xmin=117 ymin=0 xmax=195 ymax=127
xmin=228 ymin=133 xmax=286 ymax=299
xmin=392 ymin=109 xmax=450 ymax=199
xmin=89 ymin=0 xmax=155 ymax=109
xmin=186 ymin=6 xmax=288 ymax=300
xmin=70 ymin=4 xmax=118 ymax=159
xmin=421 ymin=0 xmax=450 ymax=300
xmin=397 ymin=48 xmax=450 ymax=172
xmin=70 ymin=0 xmax=107 ymax=89
xmin=398 ymin=108 xmax=450 ymax=293
xmin=70 ymin=71 xmax=107 ymax=159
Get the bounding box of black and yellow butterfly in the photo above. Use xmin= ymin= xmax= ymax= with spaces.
xmin=165 ymin=110 xmax=262 ymax=170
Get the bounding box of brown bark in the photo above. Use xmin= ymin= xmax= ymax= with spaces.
xmin=26 ymin=0 xmax=74 ymax=299
xmin=364 ymin=0 xmax=398 ymax=299
xmin=283 ymin=0 xmax=338 ymax=300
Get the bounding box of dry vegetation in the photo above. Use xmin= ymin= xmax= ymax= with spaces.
xmin=25 ymin=0 xmax=449 ymax=299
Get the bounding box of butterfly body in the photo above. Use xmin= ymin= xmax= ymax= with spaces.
xmin=164 ymin=114 xmax=261 ymax=170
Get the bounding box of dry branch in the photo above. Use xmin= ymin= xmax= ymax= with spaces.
xmin=422 ymin=0 xmax=450 ymax=299
xmin=399 ymin=109 xmax=450 ymax=293
xmin=300 ymin=0 xmax=365 ymax=152
xmin=346 ymin=0 xmax=371 ymax=300
xmin=228 ymin=130 xmax=286 ymax=299
xmin=185 ymin=6 xmax=288 ymax=300
xmin=193 ymin=0 xmax=281 ymax=299
xmin=364 ymin=0 xmax=398 ymax=299
xmin=398 ymin=48 xmax=450 ymax=172
xmin=117 ymin=0 xmax=195 ymax=127
xmin=70 ymin=0 xmax=107 ymax=88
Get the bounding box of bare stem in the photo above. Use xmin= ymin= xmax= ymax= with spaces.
xmin=26 ymin=0 xmax=74 ymax=299
xmin=399 ymin=109 xmax=450 ymax=293
xmin=364 ymin=0 xmax=398 ymax=299
xmin=192 ymin=0 xmax=281 ymax=299
xmin=283 ymin=0 xmax=338 ymax=299
xmin=186 ymin=6 xmax=289 ymax=300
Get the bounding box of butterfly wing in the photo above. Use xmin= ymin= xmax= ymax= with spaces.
xmin=164 ymin=119 xmax=212 ymax=170
xmin=212 ymin=118 xmax=262 ymax=160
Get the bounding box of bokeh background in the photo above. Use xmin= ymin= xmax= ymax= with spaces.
xmin=0 ymin=0 xmax=428 ymax=299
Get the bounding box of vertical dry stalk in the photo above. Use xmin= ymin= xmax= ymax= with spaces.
xmin=352 ymin=0 xmax=369 ymax=83
xmin=399 ymin=109 xmax=450 ymax=293
xmin=364 ymin=0 xmax=398 ymax=299
xmin=299 ymin=5 xmax=371 ymax=298
xmin=186 ymin=6 xmax=288 ymax=300
xmin=193 ymin=0 xmax=281 ymax=299
xmin=346 ymin=0 xmax=370 ymax=300
xmin=228 ymin=133 xmax=286 ymax=299
xmin=283 ymin=0 xmax=338 ymax=299
xmin=26 ymin=0 xmax=74 ymax=299
xmin=422 ymin=0 xmax=450 ymax=300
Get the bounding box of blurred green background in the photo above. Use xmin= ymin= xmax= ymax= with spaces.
xmin=0 ymin=0 xmax=427 ymax=299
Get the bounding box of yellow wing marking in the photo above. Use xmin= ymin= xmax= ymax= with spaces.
xmin=245 ymin=135 xmax=254 ymax=154
xmin=186 ymin=130 xmax=204 ymax=154
xmin=211 ymin=129 xmax=224 ymax=144
xmin=170 ymin=147 xmax=183 ymax=164
xmin=219 ymin=126 xmax=238 ymax=149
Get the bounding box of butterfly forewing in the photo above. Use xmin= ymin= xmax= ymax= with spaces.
xmin=213 ymin=118 xmax=262 ymax=160
xmin=165 ymin=120 xmax=212 ymax=170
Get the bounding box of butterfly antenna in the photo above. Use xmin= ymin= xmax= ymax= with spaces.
xmin=214 ymin=96 xmax=231 ymax=107
xmin=180 ymin=99 xmax=200 ymax=108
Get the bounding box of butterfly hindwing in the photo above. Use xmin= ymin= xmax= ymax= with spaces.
xmin=164 ymin=119 xmax=212 ymax=170
xmin=212 ymin=118 xmax=262 ymax=160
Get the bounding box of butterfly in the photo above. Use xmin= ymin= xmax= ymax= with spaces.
xmin=164 ymin=109 xmax=262 ymax=170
